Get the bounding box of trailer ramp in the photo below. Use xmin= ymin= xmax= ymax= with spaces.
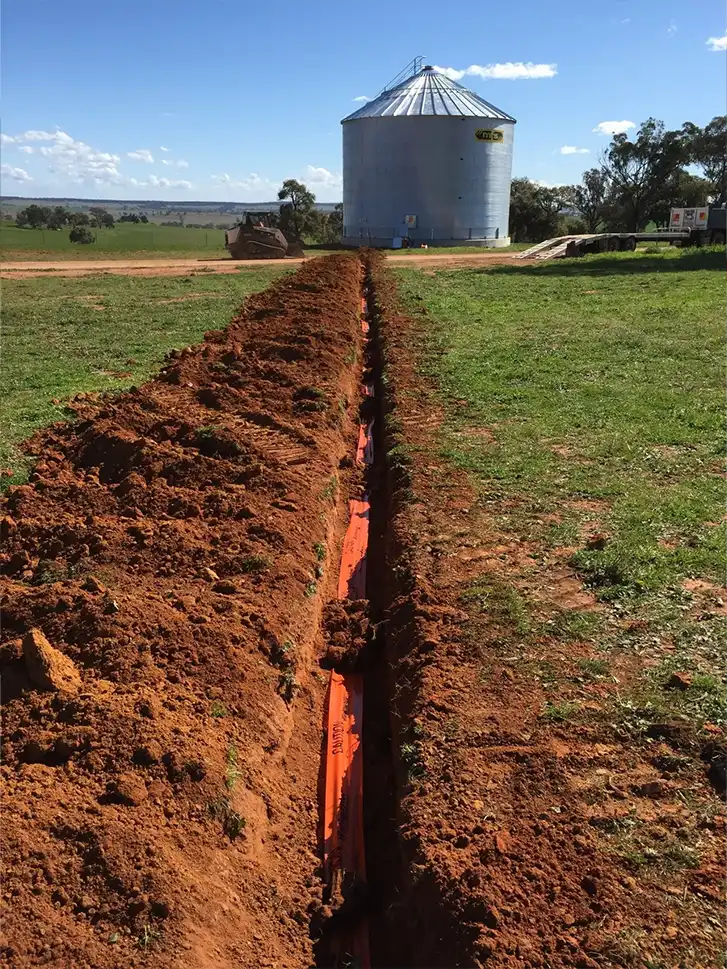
xmin=519 ymin=235 xmax=611 ymax=260
xmin=515 ymin=236 xmax=584 ymax=260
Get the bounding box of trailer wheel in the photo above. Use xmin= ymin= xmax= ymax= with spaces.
xmin=608 ymin=237 xmax=620 ymax=251
xmin=625 ymin=236 xmax=637 ymax=252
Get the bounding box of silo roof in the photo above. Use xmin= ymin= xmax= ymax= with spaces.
xmin=342 ymin=66 xmax=516 ymax=122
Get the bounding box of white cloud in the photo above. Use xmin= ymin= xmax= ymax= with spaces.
xmin=18 ymin=130 xmax=55 ymax=141
xmin=304 ymin=165 xmax=342 ymax=191
xmin=433 ymin=61 xmax=557 ymax=81
xmin=433 ymin=66 xmax=466 ymax=80
xmin=667 ymin=20 xmax=678 ymax=36
xmin=2 ymin=163 xmax=33 ymax=182
xmin=534 ymin=179 xmax=568 ymax=188
xmin=127 ymin=149 xmax=154 ymax=163
xmin=159 ymin=145 xmax=170 ymax=151
xmin=161 ymin=158 xmax=189 ymax=168
xmin=352 ymin=95 xmax=370 ymax=102
xmin=707 ymin=33 xmax=727 ymax=51
xmin=210 ymin=165 xmax=341 ymax=201
xmin=621 ymin=17 xmax=630 ymax=24
xmin=2 ymin=129 xmax=57 ymax=144
xmin=147 ymin=174 xmax=192 ymax=190
xmin=560 ymin=145 xmax=590 ymax=155
xmin=592 ymin=120 xmax=636 ymax=135
xmin=22 ymin=130 xmax=123 ymax=184
xmin=211 ymin=172 xmax=278 ymax=196
xmin=3 ymin=125 xmax=199 ymax=197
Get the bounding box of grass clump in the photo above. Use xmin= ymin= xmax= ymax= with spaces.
xmin=225 ymin=744 xmax=241 ymax=790
xmin=543 ymin=609 xmax=603 ymax=640
xmin=136 ymin=923 xmax=162 ymax=951
xmin=278 ymin=669 xmax=299 ymax=704
xmin=240 ymin=554 xmax=270 ymax=574
xmin=460 ymin=576 xmax=530 ymax=635
xmin=270 ymin=638 xmax=299 ymax=704
xmin=31 ymin=559 xmax=76 ymax=585
xmin=321 ymin=474 xmax=338 ymax=502
xmin=207 ymin=797 xmax=247 ymax=840
xmin=400 ymin=741 xmax=425 ymax=781
xmin=576 ymin=657 xmax=611 ymax=680
xmin=542 ymin=700 xmax=580 ymax=723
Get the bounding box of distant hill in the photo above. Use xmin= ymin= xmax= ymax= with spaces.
xmin=1 ymin=196 xmax=340 ymax=214
xmin=0 ymin=196 xmax=340 ymax=229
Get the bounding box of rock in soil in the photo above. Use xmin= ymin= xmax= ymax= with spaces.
xmin=22 ymin=628 xmax=82 ymax=693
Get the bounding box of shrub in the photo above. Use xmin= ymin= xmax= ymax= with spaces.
xmin=69 ymin=226 xmax=95 ymax=245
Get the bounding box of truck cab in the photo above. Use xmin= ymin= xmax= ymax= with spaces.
xmin=669 ymin=205 xmax=726 ymax=244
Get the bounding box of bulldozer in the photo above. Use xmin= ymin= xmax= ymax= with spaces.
xmin=224 ymin=213 xmax=304 ymax=260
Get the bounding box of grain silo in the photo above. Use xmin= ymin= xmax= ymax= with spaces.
xmin=341 ymin=64 xmax=516 ymax=247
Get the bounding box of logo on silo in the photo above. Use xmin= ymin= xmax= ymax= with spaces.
xmin=474 ymin=129 xmax=504 ymax=142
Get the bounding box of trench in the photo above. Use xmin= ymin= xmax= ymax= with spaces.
xmin=312 ymin=265 xmax=404 ymax=968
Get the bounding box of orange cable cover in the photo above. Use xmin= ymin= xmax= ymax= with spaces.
xmin=320 ymin=301 xmax=373 ymax=966
xmin=336 ymin=498 xmax=370 ymax=601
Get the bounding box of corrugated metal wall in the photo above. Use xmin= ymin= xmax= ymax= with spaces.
xmin=342 ymin=116 xmax=515 ymax=247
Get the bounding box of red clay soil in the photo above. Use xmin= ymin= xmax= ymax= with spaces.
xmin=366 ymin=254 xmax=725 ymax=969
xmin=0 ymin=255 xmax=365 ymax=968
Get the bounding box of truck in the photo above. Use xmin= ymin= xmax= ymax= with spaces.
xmin=518 ymin=204 xmax=727 ymax=261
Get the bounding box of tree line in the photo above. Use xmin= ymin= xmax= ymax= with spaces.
xmin=15 ymin=204 xmax=119 ymax=230
xmin=510 ymin=115 xmax=725 ymax=242
xmin=13 ymin=189 xmax=344 ymax=245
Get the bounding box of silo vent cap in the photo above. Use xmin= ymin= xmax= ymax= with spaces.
xmin=423 ymin=64 xmax=433 ymax=70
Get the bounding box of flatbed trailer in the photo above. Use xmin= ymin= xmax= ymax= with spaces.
xmin=517 ymin=205 xmax=726 ymax=261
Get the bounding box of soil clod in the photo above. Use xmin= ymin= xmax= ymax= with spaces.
xmin=22 ymin=628 xmax=82 ymax=693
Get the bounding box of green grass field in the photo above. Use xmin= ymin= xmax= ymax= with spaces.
xmin=0 ymin=222 xmax=229 ymax=260
xmin=396 ymin=245 xmax=726 ymax=729
xmin=1 ymin=267 xmax=288 ymax=483
xmin=0 ymin=221 xmax=532 ymax=261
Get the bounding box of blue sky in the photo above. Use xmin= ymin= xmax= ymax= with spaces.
xmin=2 ymin=0 xmax=725 ymax=202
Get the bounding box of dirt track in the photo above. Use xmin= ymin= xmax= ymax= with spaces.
xmin=0 ymin=251 xmax=520 ymax=279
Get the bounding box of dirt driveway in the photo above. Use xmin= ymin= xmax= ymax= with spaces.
xmin=0 ymin=251 xmax=521 ymax=279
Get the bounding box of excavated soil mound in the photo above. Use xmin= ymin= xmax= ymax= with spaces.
xmin=0 ymin=255 xmax=363 ymax=968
